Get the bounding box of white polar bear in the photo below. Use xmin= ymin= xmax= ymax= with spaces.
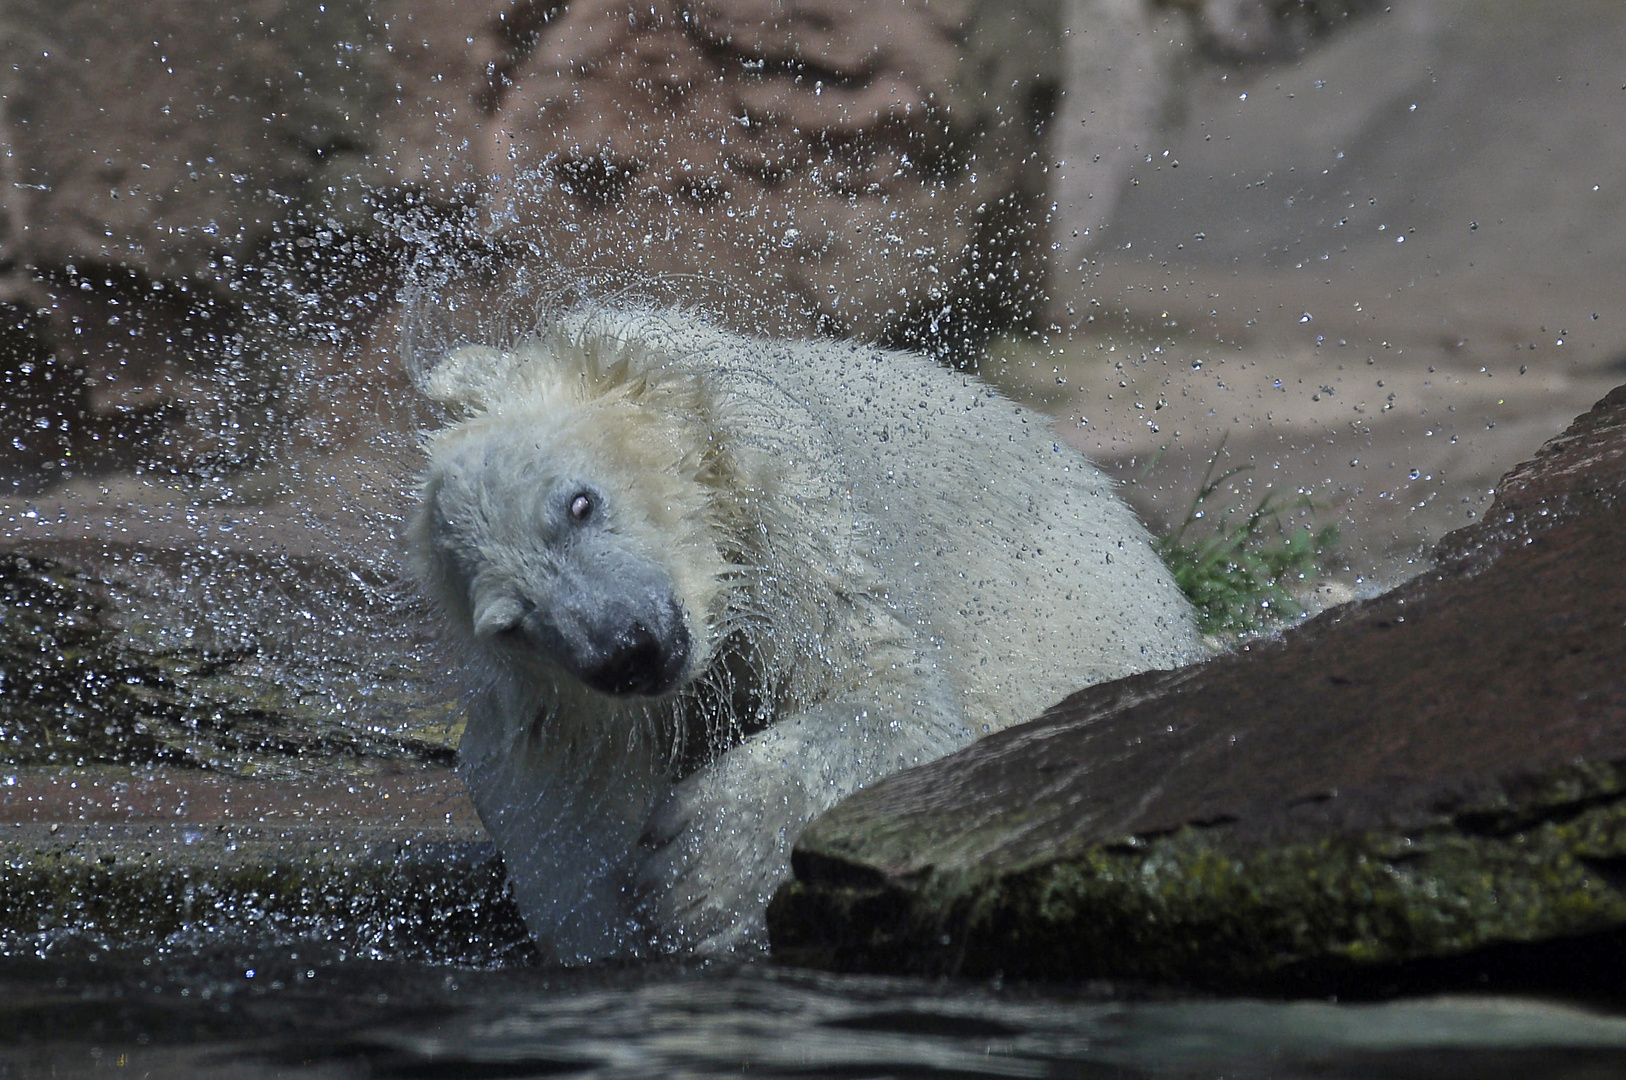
xmin=411 ymin=308 xmax=1202 ymax=962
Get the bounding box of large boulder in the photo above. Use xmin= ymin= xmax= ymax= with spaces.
xmin=0 ymin=0 xmax=1079 ymax=494
xmin=770 ymin=381 xmax=1626 ymax=993
xmin=458 ymin=0 xmax=1063 ymax=351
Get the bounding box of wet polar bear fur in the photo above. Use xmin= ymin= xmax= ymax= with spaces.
xmin=412 ymin=308 xmax=1202 ymax=961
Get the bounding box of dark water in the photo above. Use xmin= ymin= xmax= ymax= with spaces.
xmin=5 ymin=942 xmax=1626 ymax=1079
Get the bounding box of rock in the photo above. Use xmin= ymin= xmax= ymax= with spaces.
xmin=1045 ymin=0 xmax=1186 ymax=292
xmin=769 ymin=383 xmax=1626 ymax=991
xmin=0 ymin=0 xmax=509 ymax=292
xmin=474 ymin=0 xmax=1062 ymax=352
xmin=0 ymin=767 xmax=529 ymax=964
xmin=0 ymin=0 xmax=508 ymax=483
xmin=0 ymin=472 xmax=536 ymax=963
xmin=0 ymin=470 xmax=456 ymax=775
xmin=0 ymin=0 xmax=1075 ymax=493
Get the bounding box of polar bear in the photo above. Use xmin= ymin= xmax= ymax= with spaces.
xmin=411 ymin=307 xmax=1201 ymax=962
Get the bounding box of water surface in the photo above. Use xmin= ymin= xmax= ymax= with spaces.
xmin=3 ymin=944 xmax=1624 ymax=1078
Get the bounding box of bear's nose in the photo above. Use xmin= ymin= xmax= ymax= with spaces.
xmin=582 ymin=616 xmax=688 ymax=697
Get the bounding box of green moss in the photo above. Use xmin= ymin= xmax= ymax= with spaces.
xmin=967 ymin=812 xmax=1626 ymax=983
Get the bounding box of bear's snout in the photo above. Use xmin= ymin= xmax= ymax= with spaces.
xmin=531 ymin=573 xmax=693 ymax=698
xmin=580 ymin=602 xmax=691 ymax=697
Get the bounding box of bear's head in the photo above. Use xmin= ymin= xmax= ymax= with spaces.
xmin=412 ymin=316 xmax=740 ymax=700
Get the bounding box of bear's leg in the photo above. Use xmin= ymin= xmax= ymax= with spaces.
xmin=636 ymin=697 xmax=966 ymax=955
xmin=461 ymin=697 xmax=666 ymax=962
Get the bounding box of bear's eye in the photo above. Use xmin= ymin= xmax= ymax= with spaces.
xmin=568 ymin=491 xmax=594 ymax=523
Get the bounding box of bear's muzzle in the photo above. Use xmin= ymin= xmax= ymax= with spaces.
xmin=577 ymin=598 xmax=691 ymax=697
xmin=511 ymin=570 xmax=693 ymax=698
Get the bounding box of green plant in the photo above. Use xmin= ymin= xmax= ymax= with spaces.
xmin=1153 ymin=440 xmax=1340 ymax=637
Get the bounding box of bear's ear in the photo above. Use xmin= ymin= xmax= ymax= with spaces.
xmin=423 ymin=344 xmax=536 ymax=414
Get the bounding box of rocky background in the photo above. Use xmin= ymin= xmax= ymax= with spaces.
xmin=1044 ymin=0 xmax=1626 ymax=585
xmin=0 ymin=0 xmax=1414 ymax=488
xmin=0 ymin=0 xmax=1051 ymax=490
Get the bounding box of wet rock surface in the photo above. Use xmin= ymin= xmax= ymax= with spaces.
xmin=0 ymin=746 xmax=531 ymax=964
xmin=0 ymin=786 xmax=529 ymax=965
xmin=0 ymin=477 xmax=533 ymax=963
xmin=769 ymin=384 xmax=1626 ymax=992
xmin=0 ymin=551 xmax=449 ymax=774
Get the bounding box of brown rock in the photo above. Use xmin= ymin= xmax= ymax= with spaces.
xmin=0 ymin=0 xmax=504 ymax=484
xmin=0 ymin=0 xmax=1066 ymax=489
xmin=0 ymin=520 xmax=527 ymax=962
xmin=478 ymin=0 xmax=1062 ymax=348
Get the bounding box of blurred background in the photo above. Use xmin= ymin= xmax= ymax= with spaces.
xmin=0 ymin=0 xmax=1621 ymax=769
xmin=2 ymin=0 xmax=1621 ymax=571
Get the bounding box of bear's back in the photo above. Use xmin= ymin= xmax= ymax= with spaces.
xmin=690 ymin=327 xmax=1202 ymax=737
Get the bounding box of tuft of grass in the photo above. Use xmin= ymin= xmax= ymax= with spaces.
xmin=1153 ymin=440 xmax=1340 ymax=638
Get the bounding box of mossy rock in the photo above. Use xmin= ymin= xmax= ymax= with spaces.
xmin=0 ymin=823 xmax=529 ymax=964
